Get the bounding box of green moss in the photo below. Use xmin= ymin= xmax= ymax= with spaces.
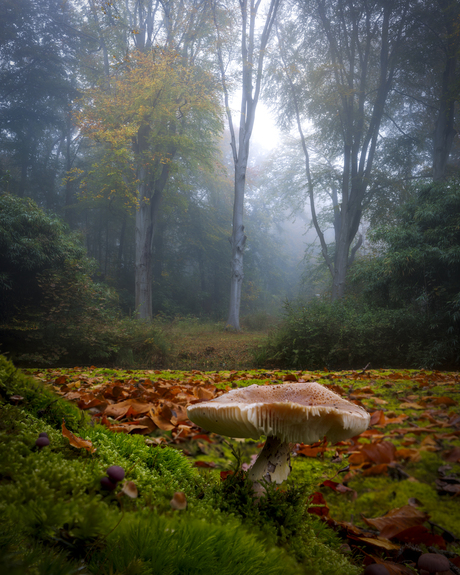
xmin=89 ymin=512 xmax=303 ymax=575
xmin=319 ymin=470 xmax=460 ymax=539
xmin=0 ymin=355 xmax=85 ymax=431
xmin=206 ymin=468 xmax=360 ymax=575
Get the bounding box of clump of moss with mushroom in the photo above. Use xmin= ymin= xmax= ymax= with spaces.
xmin=0 ymin=355 xmax=364 ymax=575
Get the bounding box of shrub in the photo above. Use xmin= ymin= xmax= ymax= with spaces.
xmin=261 ymin=298 xmax=433 ymax=369
xmin=263 ymin=180 xmax=460 ymax=370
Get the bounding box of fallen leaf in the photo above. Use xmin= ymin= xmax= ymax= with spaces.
xmin=148 ymin=405 xmax=176 ymax=431
xmin=104 ymin=399 xmax=153 ymax=418
xmin=348 ymin=535 xmax=401 ymax=551
xmin=297 ymin=445 xmax=327 ymax=457
xmin=362 ymin=505 xmax=427 ymax=539
xmin=395 ymin=448 xmax=420 ymax=462
xmin=361 ymin=441 xmax=396 ymax=464
xmin=431 ymin=396 xmax=457 ymax=406
xmin=443 ymin=446 xmax=460 ymax=462
xmin=61 ymin=420 xmax=96 ymax=453
xmin=361 ymin=464 xmax=388 ymax=477
xmin=393 ymin=525 xmax=446 ymax=548
xmin=321 ymin=480 xmax=357 ymax=498
xmin=308 ymin=491 xmax=330 ymax=517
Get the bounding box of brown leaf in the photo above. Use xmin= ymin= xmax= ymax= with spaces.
xmin=308 ymin=491 xmax=330 ymax=518
xmin=420 ymin=435 xmax=440 ymax=452
xmin=148 ymin=405 xmax=176 ymax=431
xmin=321 ymin=480 xmax=357 ymax=498
xmin=297 ymin=445 xmax=327 ymax=457
xmin=431 ymin=396 xmax=457 ymax=406
xmin=193 ymin=387 xmax=216 ymax=400
xmin=362 ymin=505 xmax=427 ymax=539
xmin=443 ymin=446 xmax=460 ymax=462
xmin=61 ymin=420 xmax=96 ymax=453
xmin=361 ymin=464 xmax=388 ymax=477
xmin=395 ymin=448 xmax=421 ymax=462
xmin=348 ymin=535 xmax=401 ymax=551
xmin=193 ymin=460 xmax=217 ymax=468
xmin=104 ymin=399 xmax=153 ymax=418
xmin=370 ymin=410 xmax=386 ymax=426
xmin=348 ymin=451 xmax=368 ymax=466
xmin=361 ymin=441 xmax=396 ymax=464
xmin=393 ymin=525 xmax=446 ymax=549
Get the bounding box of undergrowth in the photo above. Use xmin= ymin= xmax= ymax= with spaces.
xmin=259 ymin=298 xmax=438 ymax=370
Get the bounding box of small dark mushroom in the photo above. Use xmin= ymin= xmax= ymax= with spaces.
xmin=38 ymin=432 xmax=49 ymax=438
xmin=100 ymin=476 xmax=117 ymax=491
xmin=106 ymin=465 xmax=125 ymax=483
xmin=35 ymin=436 xmax=50 ymax=448
xmin=418 ymin=553 xmax=450 ymax=574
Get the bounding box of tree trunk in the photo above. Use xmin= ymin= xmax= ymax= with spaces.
xmin=227 ymin=161 xmax=247 ymax=328
xmin=135 ymin=198 xmax=153 ymax=320
xmin=135 ymin=189 xmax=162 ymax=320
xmin=213 ymin=0 xmax=280 ymax=330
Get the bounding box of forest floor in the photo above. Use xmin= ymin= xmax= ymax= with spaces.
xmin=158 ymin=318 xmax=273 ymax=370
xmin=21 ymin=363 xmax=460 ymax=572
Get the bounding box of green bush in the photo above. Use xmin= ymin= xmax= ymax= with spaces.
xmin=263 ymin=180 xmax=460 ymax=370
xmin=0 ymin=194 xmax=173 ymax=366
xmin=261 ymin=298 xmax=433 ymax=369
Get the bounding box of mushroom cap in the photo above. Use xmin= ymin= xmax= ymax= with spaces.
xmin=187 ymin=382 xmax=370 ymax=444
xmin=363 ymin=564 xmax=390 ymax=575
xmin=417 ymin=553 xmax=450 ymax=573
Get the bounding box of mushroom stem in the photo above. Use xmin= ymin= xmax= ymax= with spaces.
xmin=247 ymin=436 xmax=292 ymax=485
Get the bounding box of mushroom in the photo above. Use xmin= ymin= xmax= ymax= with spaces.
xmin=417 ymin=553 xmax=450 ymax=575
xmin=187 ymin=382 xmax=370 ymax=487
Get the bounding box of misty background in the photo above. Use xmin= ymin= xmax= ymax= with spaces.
xmin=1 ymin=0 xmax=460 ymax=367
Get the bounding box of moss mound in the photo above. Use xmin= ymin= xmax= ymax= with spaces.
xmin=0 ymin=355 xmax=362 ymax=574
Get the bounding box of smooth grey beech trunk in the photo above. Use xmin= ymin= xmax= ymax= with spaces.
xmin=227 ymin=154 xmax=248 ymax=328
xmin=213 ymin=0 xmax=281 ymax=330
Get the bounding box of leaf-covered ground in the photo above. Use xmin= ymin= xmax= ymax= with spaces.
xmin=21 ymin=366 xmax=460 ymax=574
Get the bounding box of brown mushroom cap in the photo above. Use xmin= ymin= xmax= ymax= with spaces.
xmin=417 ymin=553 xmax=450 ymax=574
xmin=187 ymin=382 xmax=370 ymax=444
xmin=363 ymin=564 xmax=390 ymax=575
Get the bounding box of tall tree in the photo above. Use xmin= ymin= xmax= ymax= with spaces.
xmin=270 ymin=0 xmax=412 ymax=299
xmin=211 ymin=0 xmax=281 ymax=330
xmin=0 ymin=0 xmax=80 ymax=210
xmin=78 ymin=48 xmax=222 ymax=319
